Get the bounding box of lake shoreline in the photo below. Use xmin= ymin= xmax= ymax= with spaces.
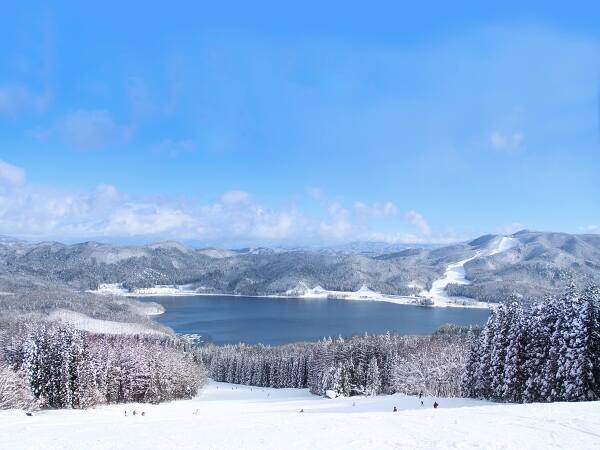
xmin=91 ymin=283 xmax=491 ymax=309
xmin=128 ymin=293 xmax=491 ymax=345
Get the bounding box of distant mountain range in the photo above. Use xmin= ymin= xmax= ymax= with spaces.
xmin=0 ymin=230 xmax=598 ymax=304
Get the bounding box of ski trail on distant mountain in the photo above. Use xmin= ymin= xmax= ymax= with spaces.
xmin=489 ymin=236 xmax=518 ymax=255
xmin=422 ymin=237 xmax=517 ymax=305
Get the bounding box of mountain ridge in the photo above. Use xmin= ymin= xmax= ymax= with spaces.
xmin=0 ymin=230 xmax=598 ymax=304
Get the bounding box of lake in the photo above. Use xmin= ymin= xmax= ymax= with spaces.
xmin=140 ymin=295 xmax=490 ymax=345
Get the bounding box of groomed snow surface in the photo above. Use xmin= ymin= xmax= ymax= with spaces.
xmin=420 ymin=236 xmax=518 ymax=308
xmin=1 ymin=381 xmax=598 ymax=450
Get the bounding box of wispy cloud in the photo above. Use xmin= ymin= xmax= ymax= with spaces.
xmin=354 ymin=201 xmax=398 ymax=218
xmin=490 ymin=130 xmax=525 ymax=152
xmin=151 ymin=138 xmax=196 ymax=157
xmin=0 ymin=84 xmax=51 ymax=118
xmin=0 ymin=160 xmax=455 ymax=246
xmin=58 ymin=109 xmax=128 ymax=150
xmin=0 ymin=160 xmax=26 ymax=186
xmin=406 ymin=211 xmax=431 ymax=235
xmin=32 ymin=109 xmax=131 ymax=150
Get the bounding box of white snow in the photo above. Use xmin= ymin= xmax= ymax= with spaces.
xmin=421 ymin=236 xmax=519 ymax=308
xmin=489 ymin=236 xmax=518 ymax=255
xmin=419 ymin=255 xmax=487 ymax=308
xmin=46 ymin=310 xmax=167 ymax=336
xmin=197 ymin=248 xmax=237 ymax=258
xmin=1 ymin=381 xmax=598 ymax=450
xmin=90 ymin=283 xmax=128 ymax=296
xmin=89 ymin=248 xmax=148 ymax=264
xmin=91 ymin=282 xmax=487 ymax=309
xmin=91 ymin=283 xmax=199 ymax=297
xmin=283 ymin=282 xmax=483 ymax=308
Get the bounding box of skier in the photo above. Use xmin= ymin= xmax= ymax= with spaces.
xmin=420 ymin=400 xmax=424 ymax=406
xmin=433 ymin=402 xmax=439 ymax=409
xmin=393 ymin=406 xmax=397 ymax=412
xmin=133 ymin=410 xmax=137 ymax=416
xmin=141 ymin=411 xmax=146 ymax=416
xmin=124 ymin=411 xmax=127 ymax=416
xmin=418 ymin=391 xmax=423 ymax=399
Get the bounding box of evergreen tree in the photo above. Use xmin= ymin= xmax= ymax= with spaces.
xmin=365 ymin=356 xmax=381 ymax=396
xmin=501 ymin=302 xmax=527 ymax=402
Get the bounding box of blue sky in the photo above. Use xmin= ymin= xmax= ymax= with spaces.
xmin=1 ymin=2 xmax=599 ymax=246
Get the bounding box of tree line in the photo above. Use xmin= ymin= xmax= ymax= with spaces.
xmin=463 ymin=283 xmax=600 ymax=402
xmin=199 ymin=326 xmax=471 ymax=398
xmin=0 ymin=319 xmax=206 ymax=409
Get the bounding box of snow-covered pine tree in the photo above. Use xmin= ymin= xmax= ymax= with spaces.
xmin=501 ymin=302 xmax=528 ymax=402
xmin=365 ymin=356 xmax=381 ymax=396
xmin=461 ymin=327 xmax=480 ymax=398
xmin=0 ymin=363 xmax=37 ymax=410
xmin=545 ymin=282 xmax=577 ymax=401
xmin=472 ymin=311 xmax=495 ymax=399
xmin=490 ymin=302 xmax=511 ymax=400
xmin=522 ymin=300 xmax=546 ymax=403
xmin=562 ymin=285 xmax=600 ymax=401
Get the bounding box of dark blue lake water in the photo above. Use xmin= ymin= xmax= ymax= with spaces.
xmin=141 ymin=295 xmax=490 ymax=345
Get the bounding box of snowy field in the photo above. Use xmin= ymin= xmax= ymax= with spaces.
xmin=46 ymin=310 xmax=167 ymax=336
xmin=1 ymin=381 xmax=599 ymax=450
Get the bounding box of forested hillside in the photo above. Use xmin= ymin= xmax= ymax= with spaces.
xmin=1 ymin=230 xmax=599 ymax=304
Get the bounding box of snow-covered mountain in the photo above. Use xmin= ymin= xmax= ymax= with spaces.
xmin=0 ymin=230 xmax=598 ymax=304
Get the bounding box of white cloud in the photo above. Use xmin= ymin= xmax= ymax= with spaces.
xmin=221 ymin=191 xmax=250 ymax=204
xmin=94 ymin=184 xmax=120 ymax=202
xmin=0 ymin=160 xmax=462 ymax=245
xmin=103 ymin=204 xmax=196 ymax=236
xmin=583 ymin=225 xmax=599 ymax=234
xmin=0 ymin=160 xmax=26 ymax=186
xmin=405 ymin=210 xmax=431 ymax=235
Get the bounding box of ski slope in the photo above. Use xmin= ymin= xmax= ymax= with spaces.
xmin=422 ymin=236 xmax=518 ymax=307
xmin=0 ymin=381 xmax=598 ymax=450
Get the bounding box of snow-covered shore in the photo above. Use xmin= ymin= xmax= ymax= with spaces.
xmin=91 ymin=283 xmax=198 ymax=297
xmin=1 ymin=381 xmax=598 ymax=450
xmin=283 ymin=283 xmax=490 ymax=308
xmin=91 ymin=283 xmax=491 ymax=309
